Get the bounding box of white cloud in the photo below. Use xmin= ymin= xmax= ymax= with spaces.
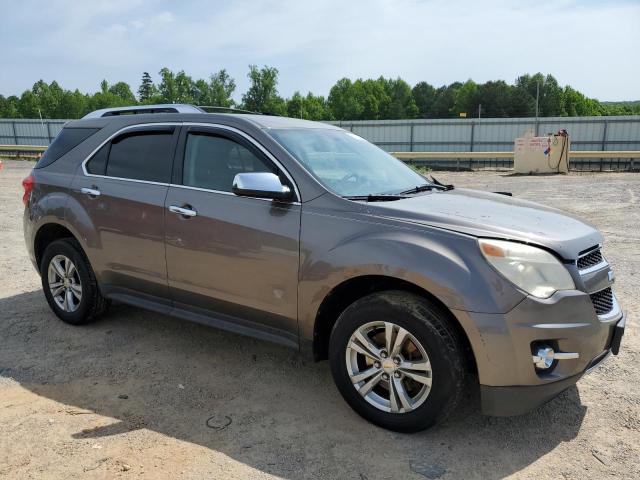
xmin=1 ymin=0 xmax=638 ymax=101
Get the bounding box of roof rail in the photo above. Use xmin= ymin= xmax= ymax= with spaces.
xmin=82 ymin=104 xmax=204 ymax=119
xmin=197 ymin=106 xmax=262 ymax=115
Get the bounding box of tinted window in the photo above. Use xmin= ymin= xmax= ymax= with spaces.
xmin=35 ymin=127 xmax=99 ymax=169
xmin=85 ymin=143 xmax=109 ymax=175
xmin=183 ymin=133 xmax=274 ymax=192
xmin=106 ymin=131 xmax=174 ymax=183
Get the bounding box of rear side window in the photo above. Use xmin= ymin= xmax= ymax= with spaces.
xmin=35 ymin=127 xmax=99 ymax=169
xmin=85 ymin=129 xmax=175 ymax=183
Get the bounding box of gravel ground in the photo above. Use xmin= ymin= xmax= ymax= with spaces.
xmin=0 ymin=160 xmax=638 ymax=480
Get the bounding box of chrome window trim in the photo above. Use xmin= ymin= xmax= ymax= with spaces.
xmin=80 ymin=122 xmax=301 ymax=203
xmin=167 ymin=182 xmax=301 ymax=205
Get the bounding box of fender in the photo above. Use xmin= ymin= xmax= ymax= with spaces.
xmin=297 ymin=207 xmax=526 ymax=342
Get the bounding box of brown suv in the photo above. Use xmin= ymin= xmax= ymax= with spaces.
xmin=23 ymin=104 xmax=625 ymax=432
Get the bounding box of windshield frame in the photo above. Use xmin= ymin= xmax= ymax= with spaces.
xmin=267 ymin=127 xmax=433 ymax=198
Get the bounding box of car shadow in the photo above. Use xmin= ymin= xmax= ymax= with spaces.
xmin=1 ymin=290 xmax=586 ymax=479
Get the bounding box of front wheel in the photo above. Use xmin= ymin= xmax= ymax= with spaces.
xmin=329 ymin=291 xmax=466 ymax=432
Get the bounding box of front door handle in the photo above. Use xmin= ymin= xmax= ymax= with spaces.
xmin=80 ymin=187 xmax=101 ymax=197
xmin=168 ymin=205 xmax=197 ymax=218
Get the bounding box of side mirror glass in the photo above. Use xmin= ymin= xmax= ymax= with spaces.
xmin=232 ymin=172 xmax=293 ymax=201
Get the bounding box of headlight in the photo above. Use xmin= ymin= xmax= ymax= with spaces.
xmin=478 ymin=239 xmax=575 ymax=298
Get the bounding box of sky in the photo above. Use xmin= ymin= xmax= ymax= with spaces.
xmin=1 ymin=0 xmax=639 ymax=102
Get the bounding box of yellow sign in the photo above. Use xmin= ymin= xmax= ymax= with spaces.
xmin=459 ymin=112 xmax=467 ymax=118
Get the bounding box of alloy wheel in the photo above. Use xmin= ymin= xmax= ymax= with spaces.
xmin=47 ymin=254 xmax=82 ymax=312
xmin=345 ymin=321 xmax=432 ymax=413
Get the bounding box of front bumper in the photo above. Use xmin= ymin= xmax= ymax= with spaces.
xmin=480 ymin=312 xmax=625 ymax=416
xmin=451 ymin=287 xmax=625 ymax=416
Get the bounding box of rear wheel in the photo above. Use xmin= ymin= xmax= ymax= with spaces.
xmin=41 ymin=239 xmax=109 ymax=325
xmin=329 ymin=291 xmax=466 ymax=432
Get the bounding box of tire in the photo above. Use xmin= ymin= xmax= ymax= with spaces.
xmin=40 ymin=238 xmax=109 ymax=325
xmin=329 ymin=290 xmax=466 ymax=432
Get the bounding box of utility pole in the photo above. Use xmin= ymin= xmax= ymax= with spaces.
xmin=535 ymin=81 xmax=540 ymax=119
xmin=478 ymin=104 xmax=481 ymax=119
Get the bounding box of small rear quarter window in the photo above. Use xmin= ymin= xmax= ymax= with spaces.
xmin=35 ymin=127 xmax=100 ymax=169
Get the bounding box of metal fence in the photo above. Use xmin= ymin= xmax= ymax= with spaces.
xmin=1 ymin=115 xmax=639 ymax=170
xmin=329 ymin=115 xmax=640 ymax=171
xmin=0 ymin=119 xmax=67 ymax=146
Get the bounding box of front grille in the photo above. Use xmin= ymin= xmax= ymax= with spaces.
xmin=577 ymin=248 xmax=603 ymax=270
xmin=590 ymin=287 xmax=614 ymax=315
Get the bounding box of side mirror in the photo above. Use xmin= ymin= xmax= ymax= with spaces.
xmin=232 ymin=172 xmax=293 ymax=201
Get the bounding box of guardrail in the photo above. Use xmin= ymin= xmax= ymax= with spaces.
xmin=392 ymin=150 xmax=639 ymax=171
xmin=1 ymin=144 xmax=639 ymax=171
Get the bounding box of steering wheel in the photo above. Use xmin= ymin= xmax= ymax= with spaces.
xmin=340 ymin=173 xmax=359 ymax=183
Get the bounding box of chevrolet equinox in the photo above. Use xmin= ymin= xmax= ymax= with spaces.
xmin=23 ymin=104 xmax=625 ymax=432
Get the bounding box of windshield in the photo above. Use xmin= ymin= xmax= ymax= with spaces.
xmin=269 ymin=128 xmax=429 ymax=197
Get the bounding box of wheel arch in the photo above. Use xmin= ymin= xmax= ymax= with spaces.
xmin=312 ymin=275 xmax=477 ymax=375
xmin=34 ymin=222 xmax=83 ymax=272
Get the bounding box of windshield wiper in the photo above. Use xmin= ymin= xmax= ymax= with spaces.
xmin=398 ymin=175 xmax=455 ymax=195
xmin=398 ymin=184 xmax=437 ymax=195
xmin=343 ymin=194 xmax=408 ymax=202
xmin=430 ymin=175 xmax=454 ymax=190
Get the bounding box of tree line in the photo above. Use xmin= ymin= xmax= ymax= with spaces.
xmin=1 ymin=66 xmax=637 ymax=120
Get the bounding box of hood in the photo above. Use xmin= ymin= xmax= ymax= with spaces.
xmin=370 ymin=188 xmax=602 ymax=260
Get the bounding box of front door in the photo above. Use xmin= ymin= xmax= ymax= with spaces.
xmin=164 ymin=126 xmax=301 ymax=342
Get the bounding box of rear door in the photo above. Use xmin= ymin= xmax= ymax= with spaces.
xmin=164 ymin=125 xmax=301 ymax=343
xmin=72 ymin=125 xmax=179 ymax=302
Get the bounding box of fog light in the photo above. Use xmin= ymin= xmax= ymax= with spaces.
xmin=532 ymin=344 xmax=579 ymax=370
xmin=533 ymin=346 xmax=555 ymax=370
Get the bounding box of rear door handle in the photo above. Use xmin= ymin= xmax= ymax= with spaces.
xmin=168 ymin=205 xmax=197 ymax=218
xmin=80 ymin=187 xmax=101 ymax=197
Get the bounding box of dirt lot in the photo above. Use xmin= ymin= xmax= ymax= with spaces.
xmin=0 ymin=159 xmax=638 ymax=479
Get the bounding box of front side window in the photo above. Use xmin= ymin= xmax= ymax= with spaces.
xmin=269 ymin=128 xmax=429 ymax=197
xmin=183 ymin=133 xmax=274 ymax=192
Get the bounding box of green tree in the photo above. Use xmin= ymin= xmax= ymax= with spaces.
xmin=18 ymin=91 xmax=40 ymax=118
xmin=137 ymin=72 xmax=156 ymax=103
xmin=563 ymin=86 xmax=603 ymax=116
xmin=207 ymin=69 xmax=236 ymax=107
xmin=355 ymin=78 xmax=389 ymax=120
xmin=109 ymin=82 xmax=136 ymax=104
xmin=304 ymin=92 xmax=331 ymax=120
xmin=474 ymin=81 xmax=511 ymax=117
xmin=412 ymin=82 xmax=437 ymax=118
xmin=508 ymin=87 xmax=536 ymax=117
xmin=328 ymin=78 xmax=362 ymax=120
xmin=450 ymin=79 xmax=478 ymax=117
xmin=286 ymin=91 xmax=305 ymax=118
xmin=57 ymin=89 xmax=88 ymax=118
xmin=516 ymin=73 xmax=564 ymax=116
xmin=174 ymin=70 xmax=195 ymax=103
xmin=31 ymin=80 xmax=64 ymax=118
xmin=87 ymin=79 xmax=131 ymax=111
xmin=0 ymin=95 xmax=20 ymax=118
xmin=429 ymin=83 xmax=460 ymax=118
xmin=379 ymin=77 xmax=418 ymax=119
xmin=158 ymin=68 xmax=177 ymax=103
xmin=241 ymin=65 xmax=286 ymax=114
